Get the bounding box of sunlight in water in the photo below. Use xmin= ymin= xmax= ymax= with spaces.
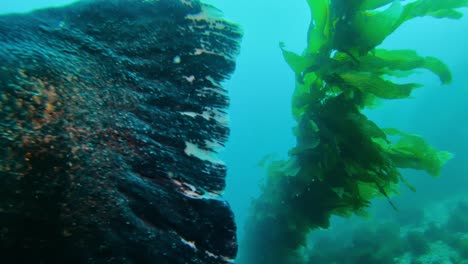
xmin=0 ymin=0 xmax=77 ymax=14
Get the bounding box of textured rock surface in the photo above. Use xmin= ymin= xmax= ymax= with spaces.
xmin=0 ymin=0 xmax=241 ymax=263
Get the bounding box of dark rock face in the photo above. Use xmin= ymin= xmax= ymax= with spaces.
xmin=0 ymin=0 xmax=241 ymax=263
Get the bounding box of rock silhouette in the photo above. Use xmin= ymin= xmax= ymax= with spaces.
xmin=0 ymin=0 xmax=241 ymax=263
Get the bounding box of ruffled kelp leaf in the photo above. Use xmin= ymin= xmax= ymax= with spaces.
xmin=258 ymin=153 xmax=279 ymax=168
xmin=382 ymin=128 xmax=454 ymax=176
xmin=357 ymin=181 xmax=382 ymax=200
xmin=424 ymin=56 xmax=452 ymax=84
xmin=339 ymin=71 xmax=421 ymax=99
xmin=306 ymin=0 xmax=331 ymax=54
xmin=354 ymin=1 xmax=404 ymax=51
xmin=428 ymin=8 xmax=465 ymax=19
xmin=332 ymin=49 xmax=452 ymax=85
xmin=264 ymin=157 xmax=302 ymax=179
xmin=332 ymin=0 xmax=468 ymax=55
xmin=292 ymin=73 xmax=323 ymax=119
xmin=356 ymin=179 xmax=400 ymax=211
xmin=291 ymin=119 xmax=321 ymax=154
xmin=372 ymin=50 xmax=452 ymax=84
xmin=292 ymin=103 xmax=309 ymax=120
xmin=401 ymin=0 xmax=468 ymax=22
xmin=280 ymin=42 xmax=315 ymax=75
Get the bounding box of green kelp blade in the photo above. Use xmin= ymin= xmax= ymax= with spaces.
xmin=291 ymin=72 xmax=321 ymax=115
xmin=361 ymin=0 xmax=395 ymax=10
xmin=383 ymin=128 xmax=454 ymax=176
xmin=331 ymin=49 xmax=451 ymax=102
xmin=306 ymin=0 xmax=331 ymax=54
xmin=258 ymin=153 xmax=279 ymax=168
xmin=333 ymin=49 xmax=452 ymax=85
xmin=291 ymin=119 xmax=321 ymax=155
xmin=424 ymin=56 xmax=452 ymax=84
xmin=280 ymin=43 xmax=315 ymax=75
xmin=353 ymin=1 xmax=404 ymax=53
xmin=344 ymin=0 xmax=468 ymax=55
xmin=399 ymin=174 xmax=417 ymax=192
xmin=265 ymin=157 xmax=301 ymax=179
xmin=372 ymin=49 xmax=452 ymax=84
xmin=401 ymin=0 xmax=468 ymax=22
xmin=339 ymin=71 xmax=421 ymax=99
xmin=429 ymin=8 xmax=465 ymax=19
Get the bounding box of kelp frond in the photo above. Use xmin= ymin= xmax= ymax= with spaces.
xmin=241 ymin=1 xmax=465 ymax=264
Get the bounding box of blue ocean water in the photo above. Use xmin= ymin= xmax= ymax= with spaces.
xmin=1 ymin=1 xmax=467 ymax=263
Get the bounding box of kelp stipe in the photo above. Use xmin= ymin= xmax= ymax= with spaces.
xmin=240 ymin=0 xmax=466 ymax=263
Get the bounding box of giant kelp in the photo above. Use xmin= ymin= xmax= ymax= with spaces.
xmin=240 ymin=0 xmax=466 ymax=263
xmin=0 ymin=0 xmax=241 ymax=263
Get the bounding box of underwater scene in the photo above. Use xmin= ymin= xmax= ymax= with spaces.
xmin=0 ymin=0 xmax=467 ymax=263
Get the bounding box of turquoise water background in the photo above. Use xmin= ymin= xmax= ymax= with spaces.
xmin=1 ymin=0 xmax=467 ymax=260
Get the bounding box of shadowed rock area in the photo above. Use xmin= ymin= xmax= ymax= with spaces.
xmin=0 ymin=0 xmax=241 ymax=263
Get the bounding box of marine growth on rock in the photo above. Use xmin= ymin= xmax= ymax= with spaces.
xmin=0 ymin=0 xmax=242 ymax=263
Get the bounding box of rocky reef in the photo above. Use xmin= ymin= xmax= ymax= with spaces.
xmin=0 ymin=0 xmax=241 ymax=263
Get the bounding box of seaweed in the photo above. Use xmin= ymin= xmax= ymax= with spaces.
xmin=452 ymin=236 xmax=468 ymax=259
xmin=240 ymin=0 xmax=466 ymax=263
xmin=298 ymin=200 xmax=468 ymax=263
xmin=445 ymin=200 xmax=468 ymax=234
xmin=305 ymin=222 xmax=404 ymax=264
xmin=405 ymin=231 xmax=430 ymax=256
